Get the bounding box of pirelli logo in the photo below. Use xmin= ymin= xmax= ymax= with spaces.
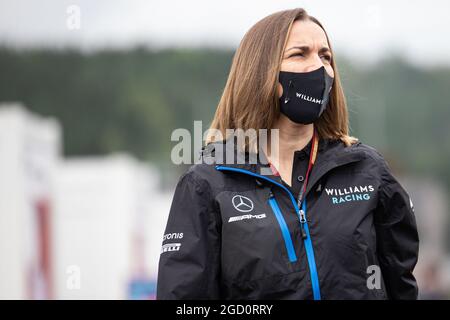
xmin=161 ymin=243 xmax=181 ymax=254
xmin=228 ymin=213 xmax=267 ymax=223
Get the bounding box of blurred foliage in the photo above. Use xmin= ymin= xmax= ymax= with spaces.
xmin=0 ymin=46 xmax=449 ymax=192
xmin=340 ymin=55 xmax=450 ymax=185
xmin=0 ymin=46 xmax=232 ymax=173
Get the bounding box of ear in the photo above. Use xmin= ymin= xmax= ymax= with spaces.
xmin=277 ymin=83 xmax=283 ymax=98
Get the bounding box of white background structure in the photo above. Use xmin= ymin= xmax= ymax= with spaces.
xmin=0 ymin=103 xmax=171 ymax=299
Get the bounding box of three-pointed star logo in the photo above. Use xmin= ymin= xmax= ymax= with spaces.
xmin=232 ymin=195 xmax=254 ymax=212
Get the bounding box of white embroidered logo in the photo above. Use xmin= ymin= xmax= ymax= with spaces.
xmin=228 ymin=213 xmax=266 ymax=223
xmin=161 ymin=243 xmax=181 ymax=254
xmin=232 ymin=195 xmax=254 ymax=212
xmin=324 ymin=185 xmax=375 ymax=204
xmin=296 ymin=92 xmax=323 ymax=104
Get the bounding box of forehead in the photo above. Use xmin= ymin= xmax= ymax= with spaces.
xmin=286 ymin=19 xmax=329 ymax=47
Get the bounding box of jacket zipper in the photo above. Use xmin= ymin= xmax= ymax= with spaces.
xmin=268 ymin=192 xmax=297 ymax=263
xmin=299 ymin=207 xmax=307 ymax=240
xmin=300 ymin=197 xmax=321 ymax=300
xmin=215 ymin=165 xmax=321 ymax=300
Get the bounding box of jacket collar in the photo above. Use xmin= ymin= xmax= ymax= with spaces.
xmin=203 ymin=135 xmax=367 ymax=195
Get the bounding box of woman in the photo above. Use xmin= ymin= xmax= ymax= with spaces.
xmin=157 ymin=8 xmax=419 ymax=300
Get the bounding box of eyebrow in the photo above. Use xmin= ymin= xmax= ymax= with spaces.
xmin=285 ymin=45 xmax=331 ymax=55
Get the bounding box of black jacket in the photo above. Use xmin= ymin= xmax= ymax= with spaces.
xmin=156 ymin=137 xmax=419 ymax=300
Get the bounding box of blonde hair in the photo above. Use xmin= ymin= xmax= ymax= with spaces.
xmin=206 ymin=8 xmax=358 ymax=149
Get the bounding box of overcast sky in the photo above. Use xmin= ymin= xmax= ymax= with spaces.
xmin=0 ymin=0 xmax=449 ymax=67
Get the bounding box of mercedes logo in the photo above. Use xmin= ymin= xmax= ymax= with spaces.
xmin=232 ymin=195 xmax=254 ymax=213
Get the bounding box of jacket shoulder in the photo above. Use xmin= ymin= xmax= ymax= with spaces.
xmin=347 ymin=140 xmax=393 ymax=176
xmin=179 ymin=162 xmax=225 ymax=193
xmin=350 ymin=141 xmax=385 ymax=161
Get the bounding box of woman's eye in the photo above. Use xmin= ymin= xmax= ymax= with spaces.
xmin=289 ymin=52 xmax=304 ymax=58
xmin=321 ymin=55 xmax=332 ymax=62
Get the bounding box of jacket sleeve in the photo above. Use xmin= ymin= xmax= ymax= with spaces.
xmin=156 ymin=170 xmax=222 ymax=299
xmin=374 ymin=156 xmax=419 ymax=300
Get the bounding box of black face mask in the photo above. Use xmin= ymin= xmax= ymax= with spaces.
xmin=278 ymin=66 xmax=334 ymax=124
